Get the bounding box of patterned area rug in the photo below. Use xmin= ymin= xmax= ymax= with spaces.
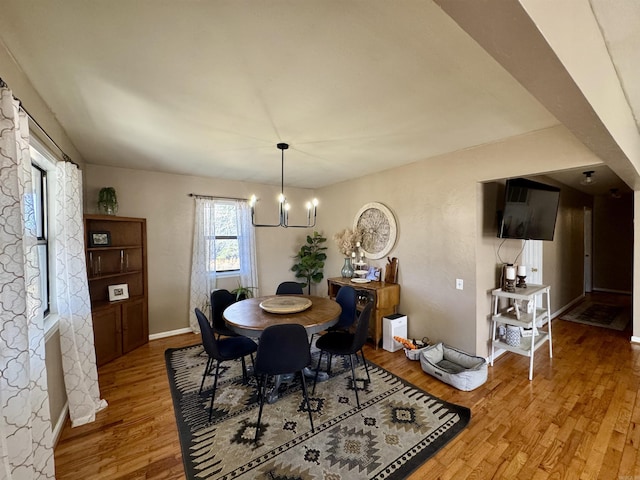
xmin=165 ymin=344 xmax=471 ymax=479
xmin=561 ymin=301 xmax=630 ymax=331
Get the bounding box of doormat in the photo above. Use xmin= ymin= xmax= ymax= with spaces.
xmin=165 ymin=344 xmax=471 ymax=479
xmin=561 ymin=301 xmax=629 ymax=331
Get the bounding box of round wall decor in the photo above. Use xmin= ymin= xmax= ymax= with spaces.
xmin=353 ymin=202 xmax=397 ymax=260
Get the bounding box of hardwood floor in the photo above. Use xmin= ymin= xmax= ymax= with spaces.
xmin=54 ymin=296 xmax=639 ymax=479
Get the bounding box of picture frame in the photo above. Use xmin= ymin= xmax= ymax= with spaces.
xmin=89 ymin=231 xmax=111 ymax=248
xmin=108 ymin=283 xmax=129 ymax=302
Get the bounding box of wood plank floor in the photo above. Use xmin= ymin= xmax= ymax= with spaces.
xmin=54 ymin=294 xmax=639 ymax=479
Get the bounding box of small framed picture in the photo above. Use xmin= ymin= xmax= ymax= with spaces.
xmin=89 ymin=231 xmax=111 ymax=248
xmin=108 ymin=283 xmax=129 ymax=302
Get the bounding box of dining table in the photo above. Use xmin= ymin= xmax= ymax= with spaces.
xmin=223 ymin=294 xmax=341 ymax=402
xmin=223 ymin=295 xmax=341 ymax=338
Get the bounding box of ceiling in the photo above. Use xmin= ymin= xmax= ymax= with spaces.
xmin=0 ymin=1 xmax=637 ymax=193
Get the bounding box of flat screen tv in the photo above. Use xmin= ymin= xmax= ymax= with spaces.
xmin=497 ymin=178 xmax=561 ymax=241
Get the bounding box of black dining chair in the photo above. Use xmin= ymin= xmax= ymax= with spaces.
xmin=210 ymin=289 xmax=239 ymax=338
xmin=313 ymin=301 xmax=373 ymax=408
xmin=254 ymin=323 xmax=315 ymax=441
xmin=195 ymin=308 xmax=257 ymax=421
xmin=328 ymin=285 xmax=357 ymax=332
xmin=275 ymin=281 xmax=304 ymax=295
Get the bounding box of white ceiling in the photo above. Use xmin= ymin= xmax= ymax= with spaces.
xmin=0 ymin=1 xmax=637 ymax=192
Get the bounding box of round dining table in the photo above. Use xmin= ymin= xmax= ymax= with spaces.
xmin=223 ymin=295 xmax=341 ymax=338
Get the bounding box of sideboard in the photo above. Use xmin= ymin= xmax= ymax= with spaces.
xmin=327 ymin=277 xmax=400 ymax=348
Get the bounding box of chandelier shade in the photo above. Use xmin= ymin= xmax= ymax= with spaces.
xmin=250 ymin=143 xmax=318 ymax=228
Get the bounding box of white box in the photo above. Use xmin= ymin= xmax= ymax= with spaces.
xmin=383 ymin=314 xmax=407 ymax=352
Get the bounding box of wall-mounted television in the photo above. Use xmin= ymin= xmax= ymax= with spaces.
xmin=497 ymin=178 xmax=561 ymax=241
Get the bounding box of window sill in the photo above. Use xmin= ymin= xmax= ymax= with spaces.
xmin=44 ymin=313 xmax=60 ymax=342
xmin=215 ymin=271 xmax=241 ymax=279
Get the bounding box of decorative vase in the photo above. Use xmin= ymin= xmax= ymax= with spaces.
xmin=341 ymin=257 xmax=354 ymax=278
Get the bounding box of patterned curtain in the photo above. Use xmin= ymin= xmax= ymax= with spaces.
xmin=55 ymin=162 xmax=107 ymax=427
xmin=188 ymin=197 xmax=217 ymax=332
xmin=236 ymin=200 xmax=259 ymax=297
xmin=0 ymin=83 xmax=55 ymax=478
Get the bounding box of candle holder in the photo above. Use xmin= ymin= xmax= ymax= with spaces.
xmin=516 ymin=274 xmax=527 ymax=288
xmin=504 ymin=277 xmax=516 ymax=292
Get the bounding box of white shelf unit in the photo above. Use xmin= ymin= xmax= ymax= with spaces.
xmin=490 ymin=284 xmax=552 ymax=380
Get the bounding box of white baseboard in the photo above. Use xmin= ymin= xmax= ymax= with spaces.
xmin=51 ymin=402 xmax=69 ymax=447
xmin=149 ymin=327 xmax=194 ymax=341
xmin=631 ymin=336 xmax=640 ymax=344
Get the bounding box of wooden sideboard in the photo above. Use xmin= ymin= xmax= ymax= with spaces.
xmin=327 ymin=277 xmax=400 ymax=348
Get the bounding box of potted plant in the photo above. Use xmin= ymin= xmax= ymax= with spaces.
xmin=231 ymin=283 xmax=257 ymax=301
xmin=98 ymin=187 xmax=118 ymax=215
xmin=291 ymin=231 xmax=327 ymax=295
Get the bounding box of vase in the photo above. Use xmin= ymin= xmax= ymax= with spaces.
xmin=341 ymin=257 xmax=354 ymax=278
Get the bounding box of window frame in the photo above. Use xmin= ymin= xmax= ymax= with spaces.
xmin=207 ymin=200 xmax=241 ymax=276
xmin=29 ymin=135 xmax=59 ymax=338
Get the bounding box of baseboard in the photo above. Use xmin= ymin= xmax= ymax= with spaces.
xmin=631 ymin=336 xmax=640 ymax=344
xmin=592 ymin=287 xmax=632 ymax=295
xmin=552 ymin=295 xmax=585 ymax=320
xmin=149 ymin=327 xmax=193 ymax=341
xmin=52 ymin=401 xmax=69 ymax=447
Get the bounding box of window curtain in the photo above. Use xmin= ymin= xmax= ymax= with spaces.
xmin=55 ymin=162 xmax=108 ymax=427
xmin=0 ymin=82 xmax=55 ymax=478
xmin=188 ymin=198 xmax=258 ymax=333
xmin=188 ymin=198 xmax=217 ymax=332
xmin=236 ymin=200 xmax=259 ymax=296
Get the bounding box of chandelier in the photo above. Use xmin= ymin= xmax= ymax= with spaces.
xmin=250 ymin=143 xmax=318 ymax=228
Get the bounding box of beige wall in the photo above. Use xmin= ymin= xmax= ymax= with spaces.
xmin=84 ymin=165 xmax=317 ymax=334
xmin=318 ymin=125 xmax=601 ymax=357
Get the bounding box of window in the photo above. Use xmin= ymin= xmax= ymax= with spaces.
xmin=31 ymin=163 xmax=50 ymax=317
xmin=207 ymin=201 xmax=240 ymax=273
xmin=29 ymin=137 xmax=57 ymax=323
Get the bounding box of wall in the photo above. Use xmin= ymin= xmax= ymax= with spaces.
xmin=593 ymin=193 xmax=633 ymax=293
xmin=318 ymin=125 xmax=601 ymax=357
xmin=84 ymin=165 xmax=316 ymax=335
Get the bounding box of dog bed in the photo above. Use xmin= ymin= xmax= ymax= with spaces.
xmin=419 ymin=343 xmax=487 ymax=391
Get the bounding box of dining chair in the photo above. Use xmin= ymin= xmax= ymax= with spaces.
xmin=195 ymin=308 xmax=257 ymax=421
xmin=275 ymin=281 xmax=304 ymax=295
xmin=312 ymin=301 xmax=373 ymax=408
xmin=254 ymin=323 xmax=314 ymax=441
xmin=329 ymin=285 xmax=357 ymax=332
xmin=210 ymin=289 xmax=239 ymax=338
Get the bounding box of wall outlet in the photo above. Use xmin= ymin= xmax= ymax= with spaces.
xmin=456 ymin=278 xmax=464 ymax=290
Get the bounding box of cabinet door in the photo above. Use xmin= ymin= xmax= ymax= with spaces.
xmin=122 ymin=298 xmax=148 ymax=353
xmin=92 ymin=306 xmax=122 ymax=366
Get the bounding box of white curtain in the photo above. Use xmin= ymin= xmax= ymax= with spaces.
xmin=55 ymin=162 xmax=107 ymax=427
xmin=0 ymin=83 xmax=55 ymax=478
xmin=188 ymin=198 xmax=258 ymax=333
xmin=236 ymin=201 xmax=259 ymax=295
xmin=189 ymin=198 xmax=217 ymax=332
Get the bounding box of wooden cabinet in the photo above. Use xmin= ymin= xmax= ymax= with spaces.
xmin=84 ymin=215 xmax=148 ymax=366
xmin=327 ymin=277 xmax=400 ymax=348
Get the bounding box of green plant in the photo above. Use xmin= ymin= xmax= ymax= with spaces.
xmin=231 ymin=283 xmax=257 ymax=301
xmin=98 ymin=187 xmax=118 ymax=215
xmin=291 ymin=231 xmax=327 ymax=295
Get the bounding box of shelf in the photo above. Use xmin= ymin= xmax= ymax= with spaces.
xmin=91 ymin=295 xmax=145 ymax=310
xmin=492 ymin=332 xmax=549 ymax=357
xmin=492 ymin=308 xmax=549 ymax=327
xmin=87 ymin=245 xmax=142 ymax=252
xmin=88 ymin=270 xmax=142 ymax=281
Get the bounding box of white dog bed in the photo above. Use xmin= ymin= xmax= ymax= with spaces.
xmin=419 ymin=343 xmax=487 ymax=391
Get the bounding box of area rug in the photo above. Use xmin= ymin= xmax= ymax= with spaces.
xmin=165 ymin=344 xmax=471 ymax=479
xmin=561 ymin=301 xmax=630 ymax=331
